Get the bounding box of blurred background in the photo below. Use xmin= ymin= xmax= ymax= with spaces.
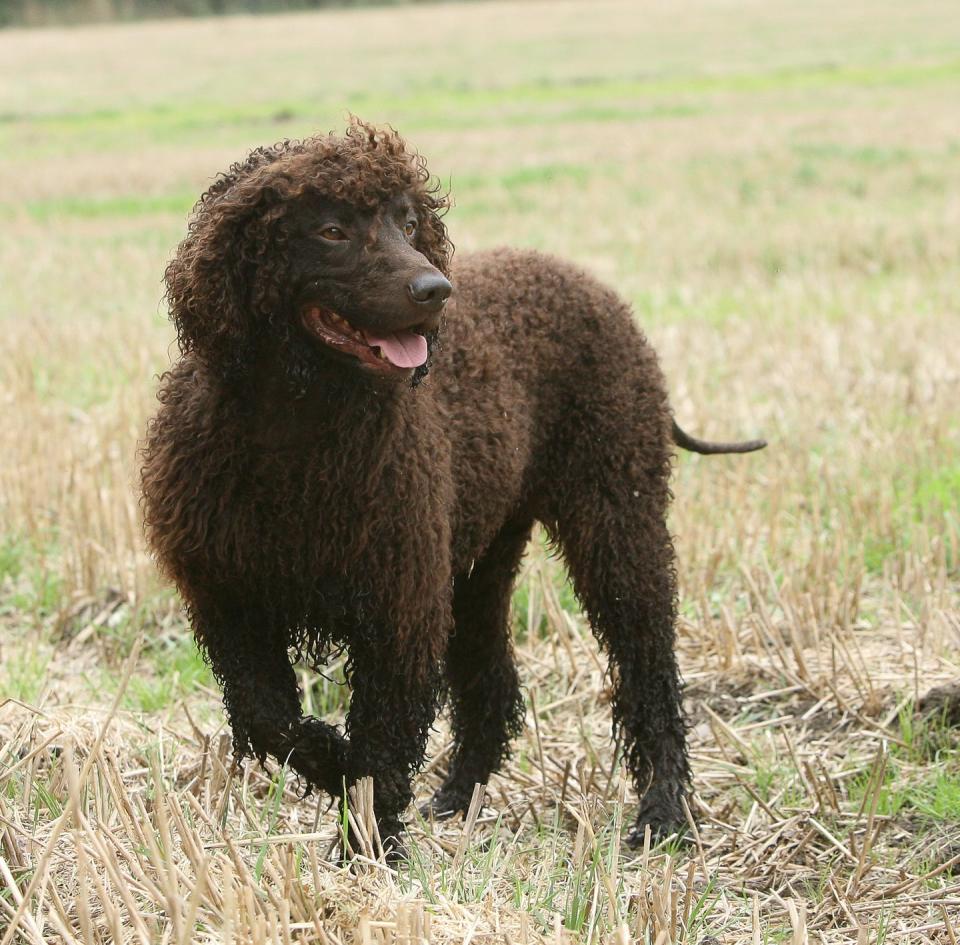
xmin=3 ymin=0 xmax=957 ymax=612
xmin=2 ymin=0 xmax=437 ymax=28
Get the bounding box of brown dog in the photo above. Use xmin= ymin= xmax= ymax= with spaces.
xmin=141 ymin=120 xmax=764 ymax=853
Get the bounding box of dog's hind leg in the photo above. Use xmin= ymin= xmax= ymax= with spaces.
xmin=423 ymin=520 xmax=531 ymax=819
xmin=548 ymin=457 xmax=690 ymax=845
xmin=193 ymin=606 xmax=348 ymax=797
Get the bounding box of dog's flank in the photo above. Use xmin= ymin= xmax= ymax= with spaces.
xmin=140 ymin=119 xmax=764 ymax=856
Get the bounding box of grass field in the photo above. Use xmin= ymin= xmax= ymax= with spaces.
xmin=1 ymin=0 xmax=960 ymax=940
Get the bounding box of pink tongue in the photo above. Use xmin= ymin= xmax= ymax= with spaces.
xmin=362 ymin=330 xmax=428 ymax=368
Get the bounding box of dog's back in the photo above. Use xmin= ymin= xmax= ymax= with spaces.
xmin=431 ymin=247 xmax=672 ymax=571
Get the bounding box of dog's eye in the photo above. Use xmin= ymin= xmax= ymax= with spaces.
xmin=404 ymin=221 xmax=417 ymax=238
xmin=320 ymin=226 xmax=348 ymax=242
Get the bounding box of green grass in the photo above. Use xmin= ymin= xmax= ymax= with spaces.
xmin=402 ymin=802 xmax=654 ymax=939
xmin=254 ymin=767 xmax=290 ymax=882
xmin=0 ymin=534 xmax=65 ymax=620
xmin=120 ymin=635 xmax=215 ymax=712
xmin=300 ymin=657 xmax=351 ymax=716
xmin=0 ymin=534 xmax=27 ymax=585
xmin=907 ymin=466 xmax=960 ymax=519
xmin=791 ymin=142 xmax=915 ymax=167
xmin=5 ymin=54 xmax=960 ymax=163
xmin=22 ymin=191 xmax=197 ymax=222
xmin=860 ymin=462 xmax=960 ymax=573
xmin=28 ymin=356 xmax=165 ymax=410
xmin=512 ymin=566 xmax=579 ymax=643
xmin=0 ymin=646 xmax=51 ymax=704
xmin=9 ymin=55 xmax=960 ymax=129
xmin=846 ymin=708 xmax=960 ymax=828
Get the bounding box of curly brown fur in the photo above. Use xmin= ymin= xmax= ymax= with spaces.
xmin=142 ymin=119 xmax=761 ymax=852
xmin=918 ymin=683 xmax=960 ymax=727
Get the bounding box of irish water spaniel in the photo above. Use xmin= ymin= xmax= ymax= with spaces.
xmin=140 ymin=120 xmax=765 ymax=854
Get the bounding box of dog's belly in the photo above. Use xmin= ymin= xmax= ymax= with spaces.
xmin=449 ymin=474 xmax=528 ymax=574
xmin=435 ymin=381 xmax=536 ymax=573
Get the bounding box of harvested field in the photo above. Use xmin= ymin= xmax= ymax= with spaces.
xmin=1 ymin=0 xmax=959 ymax=941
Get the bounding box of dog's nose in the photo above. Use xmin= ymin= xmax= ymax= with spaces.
xmin=407 ymin=272 xmax=452 ymax=310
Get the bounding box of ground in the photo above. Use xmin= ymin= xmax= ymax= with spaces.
xmin=1 ymin=0 xmax=959 ymax=941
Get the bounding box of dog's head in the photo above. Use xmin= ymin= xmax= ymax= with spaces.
xmin=165 ymin=119 xmax=453 ymax=390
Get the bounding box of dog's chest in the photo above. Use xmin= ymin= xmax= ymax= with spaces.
xmin=240 ymin=419 xmax=450 ymax=576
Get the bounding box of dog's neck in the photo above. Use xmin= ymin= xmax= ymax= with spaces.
xmin=241 ymin=350 xmax=427 ymax=447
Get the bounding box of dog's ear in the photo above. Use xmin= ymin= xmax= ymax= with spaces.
xmin=416 ymin=204 xmax=453 ymax=279
xmin=405 ymin=150 xmax=453 ymax=279
xmin=165 ymin=178 xmax=288 ymax=377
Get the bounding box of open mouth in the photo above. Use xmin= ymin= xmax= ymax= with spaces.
xmin=301 ymin=305 xmax=429 ymax=373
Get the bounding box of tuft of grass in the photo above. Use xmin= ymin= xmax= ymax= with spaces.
xmin=120 ymin=634 xmax=215 ymax=713
xmin=907 ymin=465 xmax=960 ymax=520
xmin=1 ymin=554 xmax=64 ymax=622
xmin=0 ymin=646 xmax=51 ymax=704
xmin=299 ymin=654 xmax=351 ymax=717
xmin=845 ymin=709 xmax=960 ymax=831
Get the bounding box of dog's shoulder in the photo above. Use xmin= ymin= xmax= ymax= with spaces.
xmin=448 ymin=246 xmax=629 ymax=338
xmin=452 ymin=246 xmax=581 ymax=287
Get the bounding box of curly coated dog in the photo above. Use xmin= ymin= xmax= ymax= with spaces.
xmin=141 ymin=120 xmax=765 ymax=854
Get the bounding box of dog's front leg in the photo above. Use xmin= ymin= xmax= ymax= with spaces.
xmin=343 ymin=619 xmax=444 ymax=857
xmin=191 ymin=600 xmax=349 ymax=797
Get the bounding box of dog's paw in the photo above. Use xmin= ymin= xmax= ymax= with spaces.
xmin=339 ymin=820 xmax=407 ymax=867
xmin=625 ymin=810 xmax=687 ymax=849
xmin=625 ymin=786 xmax=688 ymax=849
xmin=918 ymin=682 xmax=960 ymax=727
xmin=378 ymin=826 xmax=409 ymax=865
xmin=418 ymin=787 xmax=472 ymax=821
